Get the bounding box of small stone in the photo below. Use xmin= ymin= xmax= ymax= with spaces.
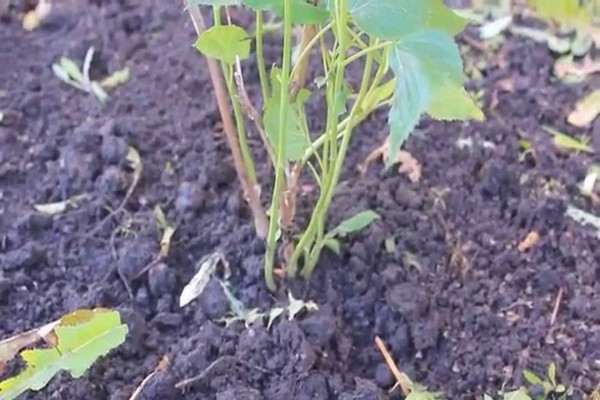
xmin=0 ymin=274 xmax=11 ymax=301
xmin=410 ymin=319 xmax=440 ymax=351
xmin=534 ymin=268 xmax=561 ymax=293
xmin=175 ymin=181 xmax=204 ymax=213
xmin=385 ymin=283 xmax=429 ymax=320
xmin=394 ymin=186 xmax=422 ymax=208
xmin=374 ymin=363 xmax=394 ymax=388
xmin=101 ymin=134 xmax=128 ymax=165
xmin=300 ymin=307 xmax=336 ymax=347
xmin=1 ymin=243 xmax=47 ymax=271
xmin=135 ymin=286 xmax=151 ymax=307
xmin=153 ymin=312 xmax=183 ymax=329
xmin=199 ymin=279 xmax=229 ymax=319
xmin=148 ymin=263 xmax=175 ymax=298
xmin=118 ymin=239 xmax=154 ymax=279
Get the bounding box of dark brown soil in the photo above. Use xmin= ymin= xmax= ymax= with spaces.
xmin=0 ymin=1 xmax=598 ymax=399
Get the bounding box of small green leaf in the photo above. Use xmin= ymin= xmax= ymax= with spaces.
xmin=542 ymin=126 xmax=593 ymax=153
xmin=329 ymin=210 xmax=380 ymax=238
xmin=547 ymin=363 xmax=556 ymax=386
xmin=194 ymin=25 xmax=251 ymax=64
xmin=348 ymin=0 xmax=428 ymax=40
xmin=243 ymin=0 xmax=329 ymax=25
xmin=186 ymin=0 xmax=241 ymax=6
xmin=90 ymin=82 xmax=108 ymax=104
xmin=323 ymin=238 xmax=341 ymax=255
xmin=503 ymin=388 xmax=532 ymax=400
xmin=59 ymin=57 xmax=84 ymax=83
xmin=263 ymin=68 xmax=310 ymax=161
xmin=428 ymin=82 xmax=484 ymax=121
xmin=523 ymin=370 xmax=543 ymax=385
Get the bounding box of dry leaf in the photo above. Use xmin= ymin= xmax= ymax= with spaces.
xmin=358 ymin=141 xmax=421 ymax=182
xmin=0 ymin=320 xmax=59 ymax=374
xmin=397 ymin=150 xmax=421 ymax=183
xmin=34 ymin=194 xmax=88 ymax=216
xmin=568 ymin=91 xmax=600 ymax=128
xmin=554 ymin=56 xmax=600 ymax=81
xmin=517 ymin=231 xmax=540 ymax=252
xmin=22 ymin=0 xmax=51 ymax=31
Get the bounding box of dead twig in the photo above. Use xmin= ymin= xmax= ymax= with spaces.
xmin=175 ymin=356 xmax=270 ymax=389
xmin=549 ymin=287 xmax=564 ymax=326
xmin=129 ymin=356 xmax=170 ymax=400
xmin=374 ymin=336 xmax=410 ymax=396
xmin=187 ymin=4 xmax=268 ymax=239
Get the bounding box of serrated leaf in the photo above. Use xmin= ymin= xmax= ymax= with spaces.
xmin=428 ymin=82 xmax=484 ymax=121
xmin=348 ymin=0 xmax=428 ymax=40
xmin=263 ymin=68 xmax=310 ymax=161
xmin=0 ymin=309 xmax=127 ymax=400
xmin=194 ymin=25 xmax=251 ymax=64
xmin=387 ymin=29 xmax=463 ymax=163
xmin=244 ymin=0 xmax=329 ymax=25
xmin=425 ymin=0 xmax=468 ymax=36
xmin=329 ymin=210 xmax=380 ymax=238
xmin=523 ymin=370 xmax=543 ymax=385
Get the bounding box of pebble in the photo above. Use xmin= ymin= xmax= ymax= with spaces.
xmin=147 ymin=262 xmax=175 ymax=298
xmin=1 ymin=243 xmax=47 ymax=271
xmin=374 ymin=363 xmax=394 ymax=388
xmin=175 ymin=181 xmax=204 ymax=213
xmin=199 ymin=279 xmax=229 ymax=319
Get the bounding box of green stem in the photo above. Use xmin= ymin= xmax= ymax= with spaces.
xmin=301 ymin=36 xmax=376 ymax=279
xmin=342 ymin=41 xmax=390 ymax=67
xmin=263 ymin=0 xmax=293 ymax=291
xmin=286 ymin=0 xmax=350 ymax=276
xmin=290 ymin=22 xmax=333 ymax=80
xmin=255 ymin=11 xmax=270 ymax=101
xmin=224 ymin=65 xmax=257 ymax=185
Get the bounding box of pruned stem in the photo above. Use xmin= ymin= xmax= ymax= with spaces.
xmin=187 ymin=5 xmax=268 ymax=238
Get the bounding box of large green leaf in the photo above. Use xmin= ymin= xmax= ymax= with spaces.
xmin=0 ymin=309 xmax=128 ymax=400
xmin=348 ymin=0 xmax=429 ymax=40
xmin=194 ymin=25 xmax=251 ymax=64
xmin=263 ymin=68 xmax=310 ymax=161
xmin=428 ymin=82 xmax=484 ymax=121
xmin=387 ymin=30 xmax=464 ymax=164
xmin=424 ymin=0 xmax=468 ymax=36
xmin=243 ymin=0 xmax=329 ymax=24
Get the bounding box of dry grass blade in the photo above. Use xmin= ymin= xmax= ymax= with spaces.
xmin=374 ymin=336 xmax=410 ymax=396
xmin=128 ymin=356 xmax=170 ymax=400
xmin=549 ymin=287 xmax=563 ymax=326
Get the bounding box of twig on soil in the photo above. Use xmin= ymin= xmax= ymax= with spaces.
xmin=374 ymin=336 xmax=410 ymax=396
xmin=186 ymin=4 xmax=268 ymax=239
xmin=129 ymin=356 xmax=170 ymax=400
xmin=549 ymin=287 xmax=564 ymax=326
xmin=175 ymin=356 xmax=270 ymax=389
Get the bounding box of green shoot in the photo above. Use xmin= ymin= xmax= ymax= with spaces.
xmin=0 ymin=309 xmax=128 ymax=400
xmin=52 ymin=47 xmax=129 ymax=103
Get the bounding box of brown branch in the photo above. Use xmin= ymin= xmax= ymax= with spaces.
xmin=374 ymin=336 xmax=410 ymax=396
xmin=290 ymin=25 xmax=316 ymax=101
xmin=187 ymin=5 xmax=268 ymax=238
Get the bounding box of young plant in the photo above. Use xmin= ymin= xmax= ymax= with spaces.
xmin=186 ymin=0 xmax=483 ymax=290
xmin=52 ymin=47 xmax=130 ymax=103
xmin=0 ymin=308 xmax=128 ymax=400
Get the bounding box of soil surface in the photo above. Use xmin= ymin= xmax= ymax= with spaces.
xmin=0 ymin=1 xmax=598 ymax=399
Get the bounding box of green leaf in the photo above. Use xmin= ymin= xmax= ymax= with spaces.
xmin=0 ymin=309 xmax=128 ymax=400
xmin=387 ymin=29 xmax=463 ymax=163
xmin=424 ymin=0 xmax=468 ymax=36
xmin=263 ymin=68 xmax=310 ymax=161
xmin=547 ymin=363 xmax=556 ymax=387
xmin=503 ymin=388 xmax=532 ymax=400
xmin=323 ymin=237 xmax=341 ymax=255
xmin=329 ymin=210 xmax=380 ymax=238
xmin=428 ymin=82 xmax=484 ymax=121
xmin=59 ymin=57 xmax=84 ymax=83
xmin=523 ymin=370 xmax=543 ymax=385
xmin=243 ymin=0 xmax=329 ymax=25
xmin=194 ymin=25 xmax=251 ymax=64
xmin=348 ymin=0 xmax=428 ymax=40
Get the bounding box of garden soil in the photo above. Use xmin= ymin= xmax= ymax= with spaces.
xmin=0 ymin=1 xmax=598 ymax=399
